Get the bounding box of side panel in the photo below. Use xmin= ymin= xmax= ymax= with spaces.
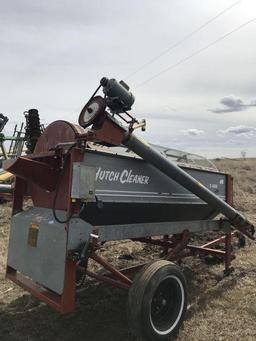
xmin=71 ymin=163 xmax=96 ymax=200
xmin=7 ymin=207 xmax=92 ymax=294
xmin=81 ymin=202 xmax=217 ymax=225
xmin=82 ymin=151 xmax=226 ymax=204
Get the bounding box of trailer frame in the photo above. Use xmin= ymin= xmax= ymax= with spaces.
xmin=6 ymin=215 xmax=237 ymax=314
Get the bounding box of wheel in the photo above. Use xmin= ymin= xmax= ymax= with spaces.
xmin=127 ymin=260 xmax=187 ymax=341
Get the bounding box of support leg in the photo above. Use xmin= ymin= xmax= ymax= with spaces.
xmin=224 ymin=231 xmax=234 ymax=275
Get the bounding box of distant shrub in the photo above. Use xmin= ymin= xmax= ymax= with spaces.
xmin=246 ymin=185 xmax=254 ymax=194
xmin=242 ymin=164 xmax=252 ymax=171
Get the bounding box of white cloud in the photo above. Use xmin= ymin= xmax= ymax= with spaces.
xmin=181 ymin=128 xmax=205 ymax=136
xmin=217 ymin=125 xmax=256 ymax=137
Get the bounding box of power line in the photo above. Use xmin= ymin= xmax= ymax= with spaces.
xmin=135 ymin=17 xmax=256 ymax=88
xmin=124 ymin=0 xmax=242 ymax=80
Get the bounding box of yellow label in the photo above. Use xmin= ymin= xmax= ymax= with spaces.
xmin=31 ymin=223 xmax=39 ymax=230
xmin=27 ymin=223 xmax=40 ymax=247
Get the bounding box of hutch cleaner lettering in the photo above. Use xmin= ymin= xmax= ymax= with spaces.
xmin=96 ymin=167 xmax=149 ymax=185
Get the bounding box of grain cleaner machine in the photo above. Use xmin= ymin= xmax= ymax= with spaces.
xmin=3 ymin=78 xmax=255 ymax=340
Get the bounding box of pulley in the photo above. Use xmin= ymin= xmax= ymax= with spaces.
xmin=78 ymin=96 xmax=106 ymax=128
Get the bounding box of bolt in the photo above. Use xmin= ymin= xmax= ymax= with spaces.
xmin=162 ymin=299 xmax=167 ymax=306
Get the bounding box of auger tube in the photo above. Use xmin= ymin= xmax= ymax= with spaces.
xmin=123 ymin=133 xmax=255 ymax=239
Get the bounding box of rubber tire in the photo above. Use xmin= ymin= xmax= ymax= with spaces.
xmin=127 ymin=260 xmax=187 ymax=341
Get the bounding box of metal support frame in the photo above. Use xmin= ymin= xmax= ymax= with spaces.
xmin=6 ymin=152 xmax=238 ymax=313
xmin=90 ymin=252 xmax=132 ymax=286
xmin=134 ymin=230 xmax=235 ymax=272
xmin=74 ymin=223 xmax=236 ymax=293
xmin=95 ymin=219 xmax=230 ymax=242
xmin=6 ymin=257 xmax=77 ymax=313
xmin=6 ymin=147 xmax=83 ymax=314
xmin=165 ymin=231 xmax=190 ymax=261
xmin=224 ymin=231 xmax=233 ymax=274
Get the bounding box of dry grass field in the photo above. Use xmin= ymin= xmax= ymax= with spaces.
xmin=0 ymin=158 xmax=255 ymax=340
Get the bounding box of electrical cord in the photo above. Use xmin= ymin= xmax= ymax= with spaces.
xmin=52 ymin=143 xmax=76 ymax=224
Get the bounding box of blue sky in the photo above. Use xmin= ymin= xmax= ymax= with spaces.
xmin=0 ymin=0 xmax=255 ymax=158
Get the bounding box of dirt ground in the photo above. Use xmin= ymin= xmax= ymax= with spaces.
xmin=0 ymin=158 xmax=256 ymax=340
